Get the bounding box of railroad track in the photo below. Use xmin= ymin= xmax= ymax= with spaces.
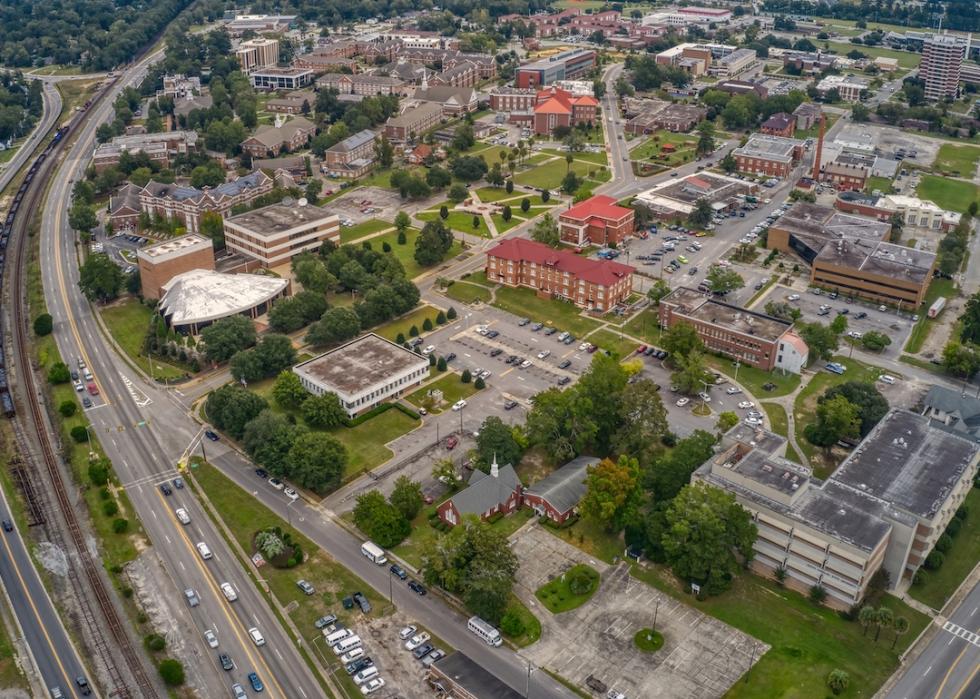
xmin=1 ymin=82 xmax=159 ymax=698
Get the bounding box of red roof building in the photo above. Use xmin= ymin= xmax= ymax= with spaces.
xmin=760 ymin=111 xmax=797 ymax=138
xmin=532 ymin=86 xmax=599 ymax=136
xmin=486 ymin=238 xmax=634 ymax=312
xmin=558 ymin=195 xmax=635 ymax=247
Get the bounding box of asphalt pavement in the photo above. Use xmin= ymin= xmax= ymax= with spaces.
xmin=0 ymin=79 xmax=60 ymax=195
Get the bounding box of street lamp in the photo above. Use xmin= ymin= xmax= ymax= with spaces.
xmin=524 ymin=659 xmax=535 ymax=699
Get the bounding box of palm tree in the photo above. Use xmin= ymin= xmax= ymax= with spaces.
xmin=565 ymin=153 xmax=574 ymax=172
xmin=875 ymin=607 xmax=894 ymax=642
xmin=892 ymin=616 xmax=910 ymax=649
xmin=858 ymin=605 xmax=877 ymax=636
xmin=498 ymin=150 xmax=507 ymax=164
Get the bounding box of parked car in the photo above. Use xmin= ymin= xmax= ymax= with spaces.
xmin=413 ymin=643 xmax=435 ymax=659
xmin=451 ymin=399 xmax=467 ymax=411
xmin=389 ymin=564 xmax=408 ymax=580
xmin=558 ymin=359 xmax=572 ymax=369
xmin=297 ymin=579 xmax=315 ymax=595
xmin=675 ymin=397 xmax=690 ymax=407
xmin=737 ymin=401 xmax=754 ymax=409
xmin=315 ymin=615 xmax=338 ymax=630
xmin=268 ymin=477 xmax=284 ymax=490
xmin=353 ymin=591 xmax=372 ymax=613
xmin=346 ymin=657 xmax=374 ymax=675
xmin=445 ymin=436 xmax=458 ymax=450
xmin=503 ymin=399 xmax=518 ymax=410
xmin=405 ymin=632 xmax=431 ymax=650
xmin=361 ymin=678 xmax=386 ymax=695
xmin=204 ymin=430 xmax=219 ymax=441
xmin=399 ymin=625 xmax=417 ymax=640
xmin=408 ymin=580 xmax=427 ymax=596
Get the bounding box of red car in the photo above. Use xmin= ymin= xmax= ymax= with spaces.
xmin=445 ymin=436 xmax=458 ymax=450
xmin=86 ymin=383 xmax=99 ymax=395
xmin=637 ymin=345 xmax=647 ymax=354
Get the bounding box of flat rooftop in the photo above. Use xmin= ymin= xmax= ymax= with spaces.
xmin=431 ymin=653 xmax=522 ymax=699
xmin=667 ymin=287 xmax=790 ymax=342
xmin=293 ymin=333 xmax=429 ymax=398
xmin=774 ymin=202 xmax=891 ymax=254
xmin=641 ymin=171 xmax=755 ymax=205
xmin=831 ymin=410 xmax=979 ymax=519
xmin=734 ymin=134 xmax=803 ymax=163
xmin=225 ymin=202 xmax=337 ymax=237
xmin=138 ymin=234 xmax=212 ymax=262
xmin=816 ymin=238 xmax=936 ymax=283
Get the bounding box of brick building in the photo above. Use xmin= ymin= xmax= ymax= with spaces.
xmin=558 ymin=195 xmax=635 ymax=246
xmin=240 ymin=117 xmax=316 ymax=158
xmin=732 ymin=134 xmax=805 ymax=178
xmin=437 ymin=456 xmax=523 ymax=527
xmin=413 ymin=86 xmax=479 ymax=116
xmin=522 ymin=457 xmax=597 ymax=524
xmin=92 ymin=131 xmax=198 ymax=172
xmin=488 ymin=87 xmax=537 ymax=113
xmin=760 ymin=112 xmax=796 ymax=138
xmin=137 ymin=234 xmax=216 ymax=300
xmin=793 ymin=102 xmax=822 ymax=131
xmin=658 ymin=287 xmax=809 ymax=373
xmin=315 ymin=74 xmax=407 ymax=96
xmin=108 ymin=183 xmax=142 ymax=232
xmin=532 ymin=86 xmax=599 ymax=136
xmin=516 ymin=49 xmax=597 ymax=88
xmin=322 ymin=129 xmax=377 ymax=178
xmin=485 ymin=238 xmax=634 ymax=312
xmin=383 ymin=102 xmax=443 ymax=142
xmin=138 ymin=170 xmax=273 ymax=235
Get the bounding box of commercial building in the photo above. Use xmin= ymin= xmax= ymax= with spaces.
xmin=732 ymin=134 xmax=805 ymax=178
xmin=240 ymin=116 xmax=316 ymax=158
xmin=322 ymin=129 xmax=377 ymax=179
xmin=486 ymin=238 xmax=634 ymax=313
xmin=383 ymin=101 xmax=444 ymax=142
xmin=643 ymin=7 xmax=732 ymax=26
xmin=655 ymin=43 xmax=751 ymax=77
xmin=815 ymin=75 xmax=868 ymax=102
xmin=658 ymin=287 xmax=808 ymax=373
xmin=781 ymin=50 xmax=836 ymax=75
xmin=225 ymin=13 xmax=295 ymax=36
xmin=92 ymin=131 xmax=198 ymax=172
xmin=634 ymin=172 xmax=757 ymax=220
xmin=236 ymin=37 xmax=279 ymax=74
xmin=292 ymin=333 xmax=430 ymax=418
xmin=624 ymin=102 xmax=706 ymax=134
xmin=158 ymin=269 xmax=289 ymax=334
xmin=523 ymin=456 xmax=598 ymax=524
xmin=437 ymin=456 xmax=523 ymax=527
xmin=760 ymin=112 xmax=796 ymax=138
xmin=250 ymin=66 xmax=314 ymax=91
xmin=921 ymin=33 xmax=965 ymax=101
xmin=137 ymin=234 xmax=216 ymax=300
xmin=223 ymin=200 xmax=340 ymax=268
xmin=427 ymin=653 xmax=523 ymax=699
xmin=697 ymin=412 xmax=979 ymax=608
xmin=709 ymin=48 xmax=759 ymax=79
xmin=558 ymin=195 xmax=635 ymax=247
xmin=138 ymin=170 xmax=274 ymax=235
xmin=515 ymin=49 xmax=597 ymax=88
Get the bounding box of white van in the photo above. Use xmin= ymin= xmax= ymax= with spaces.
xmin=360 ymin=541 xmax=387 ymax=565
xmin=82 ymin=368 xmax=93 ymax=381
xmin=879 ymin=374 xmax=896 ymax=385
xmin=333 ymin=635 xmax=362 ymax=655
xmin=195 ymin=542 xmax=212 ymax=560
xmin=248 ymin=627 xmax=265 ymax=646
xmin=353 ymin=666 xmax=379 ymax=685
xmin=175 ymin=508 xmax=190 ymax=525
xmin=325 ymin=628 xmax=352 ymax=645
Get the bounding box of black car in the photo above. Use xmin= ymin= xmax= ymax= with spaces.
xmin=1 ymin=520 xmax=12 ymax=532
xmin=557 ymin=376 xmax=571 ymax=386
xmin=489 ymin=348 xmax=503 ymax=357
xmin=255 ymin=468 xmax=269 ymax=479
xmin=389 ymin=564 xmax=408 ymax=580
xmin=445 ymin=352 xmax=457 ymax=362
xmin=409 ymin=337 xmax=424 ymax=347
xmin=558 ymin=359 xmax=571 ymax=369
xmin=855 ymin=312 xmax=868 ymax=319
xmin=75 ymin=678 xmax=92 ymax=696
xmin=205 ymin=430 xmax=220 ymax=441
xmin=346 ymin=657 xmax=373 ymax=675
xmin=219 ymin=653 xmax=234 ymax=671
xmin=507 ymin=355 xmax=519 ymax=364
xmin=160 ymin=483 xmax=172 ymax=496
xmin=173 ymin=477 xmax=184 ymax=489
xmin=754 ymin=281 xmax=764 ymax=290
xmin=408 ymin=580 xmax=427 ymax=596
xmin=413 ymin=643 xmax=435 ymax=659
xmin=503 ymin=400 xmax=518 ymax=411
xmin=486 ymin=330 xmax=500 ymax=339
xmin=82 ymin=397 xmax=93 ymax=408
xmin=70 ymin=370 xmax=79 ymax=381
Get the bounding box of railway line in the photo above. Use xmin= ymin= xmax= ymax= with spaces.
xmin=0 ymin=80 xmax=159 ymax=698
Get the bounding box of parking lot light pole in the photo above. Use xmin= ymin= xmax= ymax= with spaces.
xmin=459 ymin=405 xmax=464 ymax=435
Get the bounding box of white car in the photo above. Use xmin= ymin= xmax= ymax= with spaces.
xmin=398 ymin=625 xmax=417 ymax=640
xmin=422 ymin=345 xmax=435 ymax=355
xmin=451 ymin=399 xmax=467 ymax=412
xmin=479 ymin=370 xmax=492 ymax=380
xmin=537 ymin=349 xmax=551 ymax=359
xmin=697 ymin=392 xmax=711 ymax=402
xmin=578 ymin=342 xmax=590 ymax=351
xmin=361 ymin=678 xmax=386 ymax=695
xmin=220 ymin=582 xmax=238 ymax=602
xmin=675 ymin=397 xmax=690 ymax=407
xmin=175 ymin=508 xmax=191 ymax=525
xmin=341 ymin=647 xmax=365 ymax=663
xmin=204 ymin=629 xmax=219 ymax=648
xmin=284 ymin=487 xmax=299 ymax=501
xmin=520 ymin=360 xmax=532 ymax=369
xmin=404 ymin=632 xmax=430 ymax=651
xmin=787 ymin=294 xmax=800 ymax=302
xmin=745 ymin=417 xmax=763 ymax=427
xmin=248 ymin=627 xmax=265 ymax=646
xmin=737 ymin=401 xmax=754 ymax=410
xmin=268 ymin=477 xmax=284 ymax=490
xmin=196 ymin=542 xmax=212 ymax=560
xmin=726 ymin=387 xmax=742 ymax=395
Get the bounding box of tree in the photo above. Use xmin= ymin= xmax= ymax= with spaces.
xmin=431 ymin=459 xmax=459 ymax=491
xmin=305 ymin=178 xmax=322 ymax=204
xmin=69 ymin=202 xmax=98 ymax=234
xmin=450 ymin=155 xmax=488 ymax=182
xmin=962 ymin=292 xmax=980 ymax=344
xmin=501 ymin=205 xmax=512 ymax=221
xmin=452 ymin=122 xmax=475 ymax=151
xmin=581 ymin=455 xmax=642 ymax=533
xmin=797 ymin=321 xmax=839 ymax=362
xmin=353 ymin=491 xmax=410 ymax=548
xmin=716 ymin=411 xmax=739 ymax=433
xmin=942 ymin=340 xmax=980 ymax=378
xmin=506 ymin=179 xmax=514 ymax=194
xmin=201 ymin=315 xmax=256 ymax=363
xmin=294 ymin=256 xmax=335 ymax=294
xmin=199 ymin=210 xmax=225 ymax=249
xmin=688 ymin=198 xmax=714 ymax=228
xmin=33 ymin=313 xmax=53 ymax=336
xmin=830 ymin=313 xmax=848 ymax=335
xmin=49 ymin=362 xmax=71 ymax=384
xmin=389 ymin=476 xmax=424 ymax=520
xmin=804 ymin=394 xmax=860 ymax=449
xmin=576 ymin=354 xmax=629 ymax=453
xmin=374 ymin=135 xmax=394 ymax=168
xmin=821 ymin=382 xmax=888 ymax=436
xmin=671 ymin=349 xmax=713 ymax=395
xmin=696 ymin=121 xmax=715 ymax=156
xmin=205 ymin=384 xmax=268 ymax=440
xmin=394 ymin=211 xmax=411 ymax=234
xmin=720 ymin=151 xmax=737 ymax=173
xmin=561 ymin=171 xmax=580 ymax=195
xmin=414 ymin=219 xmax=454 ymax=267
xmin=892 ymin=616 xmax=910 ymax=649
xmin=520 ymin=197 xmax=531 ymax=213
xmin=826 ymin=670 xmax=849 ymax=695
xmin=59 ymin=400 xmax=78 ymax=417
xmin=662 ymin=482 xmax=757 ymax=595
xmin=287 ymin=432 xmax=347 ymax=493
xmin=302 ymin=392 xmax=346 ymax=428
xmin=875 ymin=606 xmax=894 ymax=642
xmin=529 ymin=212 xmax=560 ymax=247
xmin=475 ymin=416 xmax=523 ymax=471
xmin=705 ymin=267 xmax=744 ymax=294
xmin=230 ymin=334 xmax=296 ymax=382
xmin=661 ymin=321 xmax=704 ymax=358
xmin=243 ymin=410 xmax=299 ymax=476
xmin=613 ymin=379 xmax=668 ymax=462
xmin=448 ymin=183 xmax=470 ymax=203
xmin=306 ymin=307 xmax=361 ymax=347
xmin=78 ymin=253 xmax=124 ymax=302
xmin=647 ymin=279 xmax=671 ymax=305
xmin=859 ymin=605 xmax=878 ymax=636
xmin=644 ymin=430 xmax=716 ymax=505
xmin=158 ymin=659 xmax=185 ymax=686
xmin=272 ymin=371 xmax=307 ymax=410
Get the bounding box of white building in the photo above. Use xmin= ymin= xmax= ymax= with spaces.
xmin=223 ymin=201 xmax=340 ymax=269
xmin=881 ymin=195 xmax=962 ymax=230
xmin=158 ymin=270 xmax=289 ymax=334
xmin=293 ymin=334 xmax=431 ymax=417
xmin=643 ymin=6 xmax=732 ymax=26
xmin=815 ymin=75 xmax=868 ymax=102
xmin=775 ymin=330 xmax=809 ymax=374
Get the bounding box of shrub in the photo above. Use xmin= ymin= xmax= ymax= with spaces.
xmin=49 ymin=362 xmax=71 ymax=384
xmin=461 ymin=369 xmax=472 ymax=383
xmin=436 ymin=310 xmax=447 ymax=324
xmin=955 ymin=504 xmax=969 ymax=520
xmin=474 ymin=376 xmax=485 ymax=389
xmin=396 ymin=332 xmax=406 ymax=344
xmin=924 ymin=550 xmax=945 ymax=570
xmin=447 ymin=306 xmax=457 ymax=320
xmin=59 ymin=400 xmax=77 ymax=417
xmin=423 ymin=317 xmax=433 ymax=331
xmin=71 ymin=425 xmax=89 ymax=443
xmin=113 ymin=518 xmax=129 ymax=534
xmin=568 ymin=567 xmax=597 ymax=595
xmin=935 ymin=533 xmax=954 ymax=553
xmin=500 ymin=610 xmax=526 ymax=637
xmin=912 ymin=569 xmax=928 ymax=586
xmin=409 ymin=325 xmax=419 ymax=337
xmin=809 ymin=584 xmax=827 ymax=604
xmin=946 ymin=517 xmax=962 ymax=537
xmin=103 ymin=501 xmax=119 ymax=517
xmin=382 ymin=242 xmax=392 ymax=253
xmin=437 ymin=356 xmax=447 ymax=371
xmin=33 ymin=313 xmax=53 ymax=336
xmin=88 ymin=462 xmax=109 ymax=486
xmin=397 ymin=230 xmax=407 ymax=244
xmin=158 ymin=659 xmax=185 ymax=686
xmin=144 ymin=633 xmax=166 ymax=652
xmin=661 ymin=432 xmax=677 ymax=447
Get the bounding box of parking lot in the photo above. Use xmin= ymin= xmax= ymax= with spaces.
xmin=756 ymin=283 xmax=915 ymax=359
xmin=98 ymin=229 xmax=146 ymax=271
xmin=329 ymin=186 xmax=405 ymax=227
xmin=512 ymin=526 xmax=769 ymax=699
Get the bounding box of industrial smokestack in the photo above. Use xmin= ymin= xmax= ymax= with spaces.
xmin=812 ymin=112 xmax=826 ymax=182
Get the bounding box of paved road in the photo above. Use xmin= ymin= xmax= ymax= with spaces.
xmin=884 ymin=581 xmax=980 ymax=699
xmin=39 ymin=53 xmax=321 ymax=699
xmin=0 ymin=79 xmax=61 ymax=195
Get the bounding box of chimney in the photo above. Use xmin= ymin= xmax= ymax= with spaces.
xmin=491 ymin=453 xmax=499 ymax=478
xmin=812 ymin=112 xmax=825 ymax=181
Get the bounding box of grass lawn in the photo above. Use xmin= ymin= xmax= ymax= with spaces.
xmin=542 ymin=148 xmax=609 ymax=166
xmin=587 ymin=327 xmax=638 ymax=359
xmin=475 ymin=186 xmax=517 ymax=202
xmin=628 ymin=131 xmax=699 ymax=167
xmin=621 ymin=308 xmax=662 ymax=346
xmin=535 ymin=563 xmax=601 ymax=613
xmin=404 ymin=372 xmax=479 ymax=413
xmin=190 ymin=459 xmax=389 ymax=641
xmin=629 ymin=565 xmax=929 ymax=699
xmin=826 ymin=41 xmax=921 ymax=69
xmin=504 ymin=595 xmax=542 ymax=647
xmin=492 ymin=214 xmax=523 ymax=233
xmin=917 ymin=174 xmax=979 ymax=214
xmin=332 ymin=409 xmax=419 ymax=478
xmin=417 ymin=210 xmax=492 ymax=238
xmin=932 ymin=143 xmax=980 ymax=177
xmin=704 ymin=355 xmax=801 ymax=399
xmin=905 ymin=277 xmax=958 ymax=354
xmin=368 ymin=228 xmax=463 ymax=280
xmin=100 ymin=299 xmax=187 ymax=381
xmin=761 ymin=402 xmax=788 ymax=437
xmin=374 ymin=305 xmax=442 ymax=342
xmin=542 ymin=516 xmax=623 ymax=565
xmin=794 ymin=114 xmax=838 ymax=140
xmin=909 ymin=488 xmax=980 ymax=610
xmin=445 ymin=280 xmax=492 ymax=305
xmin=492 ymin=285 xmax=601 ymax=337
xmin=0 ymin=609 xmax=25 ymax=691
xmin=865 ymin=175 xmax=894 ymax=195
xmin=514 ymin=158 xmax=603 ymax=190
xmin=339 ymin=218 xmax=391 ymax=243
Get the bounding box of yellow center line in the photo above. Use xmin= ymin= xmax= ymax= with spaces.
xmin=933 ymin=640 xmax=973 ymax=699
xmin=951 ymin=661 xmax=980 ymax=699
xmin=154 ymin=489 xmax=291 ymax=699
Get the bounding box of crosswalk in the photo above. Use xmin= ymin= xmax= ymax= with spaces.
xmin=942 ymin=620 xmax=980 ymax=649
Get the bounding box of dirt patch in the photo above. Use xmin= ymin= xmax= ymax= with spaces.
xmin=515 ymin=446 xmax=553 ymax=487
xmin=343 ymin=612 xmax=440 ymax=699
xmin=33 ymin=541 xmax=69 ymax=578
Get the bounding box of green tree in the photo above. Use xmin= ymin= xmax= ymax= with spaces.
xmin=716 ymin=410 xmax=739 ymax=433
xmin=48 ymin=362 xmax=71 ymax=384
xmin=525 ymin=387 xmax=596 ymax=462
xmin=158 ymin=659 xmax=185 ymax=686
xmin=661 ymin=321 xmax=704 ymax=358
xmin=875 ymin=607 xmax=894 ymax=642
xmin=861 ymin=331 xmax=892 ymax=352
xmin=687 ymin=198 xmax=714 ymax=228
xmin=529 ymin=213 xmax=560 ymax=247
xmin=389 ymin=475 xmax=423 ymax=520
xmin=306 ymin=307 xmax=361 ymax=347
xmin=576 ymin=353 xmax=629 ymax=452
xmin=892 ymin=616 xmax=910 ymax=649
xmin=59 ymin=400 xmax=78 ymax=417
xmin=374 ymin=135 xmax=394 ymax=168
xmin=859 ymin=605 xmax=878 ymax=636
xmin=961 ymin=292 xmax=980 ymax=344
xmin=448 ymin=183 xmax=470 ymax=203
xmin=581 ymin=455 xmax=642 ymax=533
xmin=353 ymin=491 xmax=410 ymax=548
xmin=943 ymin=340 xmax=980 ymax=378
xmin=821 ymin=381 xmax=888 ymax=436
xmin=501 ymin=205 xmax=512 ymax=221
xmin=452 ymin=121 xmax=475 ymax=151
xmin=561 ymin=170 xmax=580 ymax=194
xmin=613 ymin=378 xmax=668 ymax=463
xmin=720 ymin=151 xmax=737 ymax=173
xmin=414 ymin=219 xmax=455 ymax=267
xmin=830 ymin=313 xmax=848 ymax=335
xmin=205 ymin=384 xmax=268 ymax=440
xmin=706 ymin=267 xmax=744 ymax=294
xmin=242 ymin=410 xmax=300 ymax=476
xmin=394 ymin=211 xmax=411 ymax=233
xmin=695 ymin=121 xmax=716 ymax=156
xmin=644 ymin=430 xmax=716 ymax=504
xmin=302 ymin=392 xmax=346 ymax=428
xmin=797 ymin=321 xmax=840 ymax=362
xmin=69 ymin=202 xmax=98 ymax=233
xmin=33 ymin=313 xmax=53 ymax=336
xmin=78 ymin=253 xmax=124 ymax=302
xmin=272 ymin=371 xmax=307 ymax=410
xmin=199 ymin=210 xmax=225 ymax=249
xmin=662 ymin=482 xmax=757 ymax=595
xmin=201 ymin=315 xmax=257 ymax=363
xmin=804 ymin=394 xmax=860 ymax=449
xmin=671 ymin=349 xmax=713 ymax=395
xmin=287 ymin=432 xmax=347 ymax=492
xmin=474 ymin=416 xmax=523 ymax=471
xmin=647 ymin=279 xmax=671 ymax=305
